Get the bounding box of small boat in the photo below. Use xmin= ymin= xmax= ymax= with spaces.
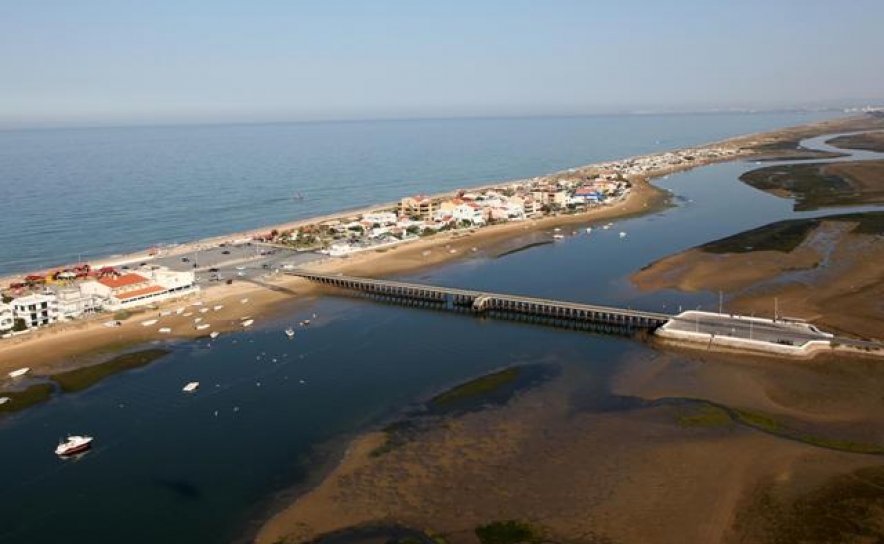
xmin=103 ymin=320 xmax=122 ymax=328
xmin=213 ymin=305 xmax=224 ymax=311
xmin=194 ymin=317 xmax=203 ymax=323
xmin=141 ymin=319 xmax=158 ymax=327
xmin=285 ymin=328 xmax=295 ymax=338
xmin=160 ymin=310 xmax=172 ymax=317
xmin=553 ymin=234 xmax=565 ymax=240
xmin=241 ymin=319 xmax=254 ymax=328
xmin=553 ymin=227 xmax=562 ymax=232
xmin=55 ymin=435 xmax=93 ymax=457
xmin=175 ymin=307 xmax=185 ymax=315
xmin=8 ymin=367 xmax=29 ymax=378
xmin=240 ymin=298 xmax=249 ymax=304
xmin=209 ymin=331 xmax=220 ymax=339
xmin=192 ymin=301 xmax=204 ymax=307
xmin=199 ymin=308 xmax=209 ymax=314
xmin=603 ymin=222 xmax=613 ymax=230
xmin=586 ymin=227 xmax=593 ymax=234
xmin=182 ymin=382 xmax=200 ymax=393
xmin=619 ymin=231 xmax=628 ymax=238
xmin=300 ymin=319 xmax=311 ymax=327
xmin=158 ymin=327 xmax=172 ymax=334
xmin=183 ymin=312 xmax=194 ymax=317
xmin=195 ymin=323 xmax=210 ymax=330
xmin=0 ymin=397 xmax=10 ymax=405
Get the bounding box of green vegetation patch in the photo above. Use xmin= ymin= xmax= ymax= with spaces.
xmin=732 ymin=408 xmax=782 ymax=433
xmin=51 ymin=348 xmax=171 ymax=393
xmin=431 ymin=368 xmax=522 ymax=406
xmin=677 ymin=404 xmax=733 ymax=428
xmin=827 ymin=131 xmax=884 ymax=153
xmin=739 ymin=160 xmax=884 ymax=211
xmin=735 ymin=465 xmax=884 ymax=543
xmin=700 ymin=211 xmax=884 ymax=255
xmin=475 ymin=521 xmax=544 ymax=544
xmin=0 ymin=383 xmax=54 ymax=414
xmin=701 ymin=218 xmax=820 ymax=254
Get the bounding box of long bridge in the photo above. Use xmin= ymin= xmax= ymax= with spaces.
xmin=288 ymin=271 xmax=672 ymax=333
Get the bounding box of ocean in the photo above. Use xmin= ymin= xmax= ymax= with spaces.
xmin=0 ymin=112 xmax=841 ymax=276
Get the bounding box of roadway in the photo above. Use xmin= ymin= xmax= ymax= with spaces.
xmin=666 ymin=311 xmax=882 ymax=350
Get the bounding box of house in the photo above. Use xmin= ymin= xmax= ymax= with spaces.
xmin=452 ymin=203 xmax=487 ymax=225
xmin=399 ymin=195 xmax=437 ymax=221
xmin=12 ymin=293 xmax=59 ymax=329
xmin=0 ymin=302 xmax=13 ymax=332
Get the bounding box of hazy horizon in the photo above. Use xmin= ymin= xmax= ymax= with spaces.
xmin=3 ymin=0 xmax=884 ymax=129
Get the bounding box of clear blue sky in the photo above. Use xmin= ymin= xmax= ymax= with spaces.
xmin=2 ymin=0 xmax=883 ymax=127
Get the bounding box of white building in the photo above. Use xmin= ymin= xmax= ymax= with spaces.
xmin=12 ymin=293 xmax=59 ymax=329
xmin=362 ymin=211 xmax=398 ymax=226
xmin=81 ymin=268 xmax=198 ymax=311
xmin=53 ymin=286 xmax=102 ymax=320
xmin=0 ymin=302 xmax=13 ymax=332
xmin=452 ymin=203 xmax=486 ymax=225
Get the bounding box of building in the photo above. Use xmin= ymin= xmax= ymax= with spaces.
xmin=53 ymin=285 xmax=102 ymax=320
xmin=0 ymin=302 xmax=13 ymax=332
xmin=81 ymin=268 xmax=198 ymax=311
xmin=399 ymin=195 xmax=437 ymax=221
xmin=12 ymin=293 xmax=59 ymax=329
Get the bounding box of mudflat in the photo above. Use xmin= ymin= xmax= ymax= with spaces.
xmin=632 ymin=212 xmax=884 ymax=340
xmin=257 ymin=350 xmax=884 ymax=544
xmin=827 ymin=130 xmax=884 ymax=153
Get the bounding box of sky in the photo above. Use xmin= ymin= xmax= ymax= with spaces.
xmin=1 ymin=0 xmax=883 ymax=128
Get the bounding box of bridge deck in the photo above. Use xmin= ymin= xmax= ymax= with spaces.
xmin=288 ymin=271 xmax=672 ymax=324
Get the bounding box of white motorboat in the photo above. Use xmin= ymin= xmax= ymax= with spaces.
xmin=182 ymin=382 xmax=200 ymax=393
xmin=586 ymin=227 xmax=593 ymax=234
xmin=285 ymin=328 xmax=295 ymax=338
xmin=241 ymin=319 xmax=254 ymax=328
xmin=209 ymin=331 xmax=220 ymax=339
xmin=158 ymin=327 xmax=172 ymax=334
xmin=195 ymin=323 xmax=210 ymax=330
xmin=0 ymin=397 xmax=10 ymax=405
xmin=240 ymin=298 xmax=249 ymax=304
xmin=199 ymin=308 xmax=209 ymax=314
xmin=8 ymin=367 xmax=29 ymax=378
xmin=213 ymin=305 xmax=224 ymax=311
xmin=55 ymin=435 xmax=93 ymax=456
xmin=300 ymin=319 xmax=311 ymax=327
xmin=553 ymin=234 xmax=565 ymax=240
xmin=194 ymin=317 xmax=203 ymax=323
xmin=103 ymin=320 xmax=122 ymax=328
xmin=141 ymin=319 xmax=158 ymax=327
xmin=619 ymin=231 xmax=628 ymax=238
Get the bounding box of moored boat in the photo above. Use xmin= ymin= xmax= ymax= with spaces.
xmin=182 ymin=381 xmax=199 ymax=393
xmin=241 ymin=319 xmax=254 ymax=328
xmin=8 ymin=367 xmax=29 ymax=378
xmin=55 ymin=435 xmax=93 ymax=456
xmin=209 ymin=331 xmax=220 ymax=339
xmin=285 ymin=328 xmax=295 ymax=338
xmin=195 ymin=323 xmax=210 ymax=330
xmin=158 ymin=327 xmax=172 ymax=333
xmin=141 ymin=319 xmax=158 ymax=327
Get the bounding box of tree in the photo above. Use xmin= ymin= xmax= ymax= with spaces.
xmin=12 ymin=318 xmax=27 ymax=332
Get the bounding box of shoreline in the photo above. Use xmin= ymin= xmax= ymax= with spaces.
xmin=3 ymin=113 xmax=883 ymax=380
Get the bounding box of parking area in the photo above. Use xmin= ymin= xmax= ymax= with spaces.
xmin=119 ymin=243 xmax=323 ymax=288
